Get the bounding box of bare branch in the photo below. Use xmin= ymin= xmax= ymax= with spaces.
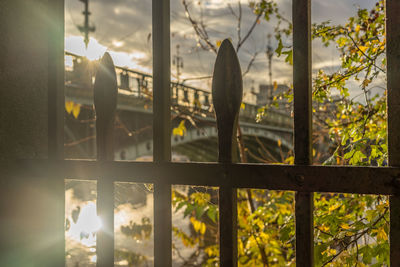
xmin=182 ymin=0 xmax=217 ymax=53
xmin=237 ymin=12 xmax=262 ymax=52
xmin=242 ymin=51 xmax=259 ymax=77
xmin=227 ymin=3 xmax=238 ymax=19
xmin=65 ymin=135 xmax=95 ymax=147
xmin=182 ymin=75 xmax=212 ymax=82
xmin=236 ymin=0 xmax=242 ymax=50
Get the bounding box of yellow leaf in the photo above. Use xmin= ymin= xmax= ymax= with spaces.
xmin=277 ymin=139 xmax=281 ymax=147
xmin=173 ymin=128 xmax=183 ymax=136
xmin=240 ymin=103 xmax=245 ymax=110
xmin=322 ymin=247 xmax=337 ymax=256
xmin=72 ymin=103 xmax=81 ymax=119
xmin=377 ymin=203 xmax=386 ymax=213
xmin=358 ymin=46 xmax=368 ymax=53
xmin=377 ymin=227 xmax=388 ymax=241
xmin=328 ymin=203 xmax=340 ymax=213
xmin=284 ymin=156 xmax=294 ymax=164
xmin=200 ymin=222 xmax=206 ymax=235
xmin=190 ymin=217 xmax=198 ymax=230
xmin=238 ymin=239 xmax=244 ymax=255
xmin=65 ymin=101 xmax=74 ymax=114
xmin=320 ymin=224 xmax=330 ymax=232
xmin=190 ymin=217 xmax=206 ymax=235
xmin=340 ymin=223 xmax=351 ymax=230
xmin=172 ymin=120 xmax=187 ymax=136
xmin=328 ymin=248 xmax=337 ymax=256
xmin=337 ymin=37 xmax=347 ymax=47
xmin=362 ymin=79 xmax=371 ymax=88
xmin=355 ymin=25 xmax=361 ymax=33
xmin=273 ymin=81 xmax=278 ymax=91
xmin=216 ymin=40 xmax=222 ymax=47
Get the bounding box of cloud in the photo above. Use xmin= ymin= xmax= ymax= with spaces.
xmin=65 ymin=0 xmax=384 ymax=98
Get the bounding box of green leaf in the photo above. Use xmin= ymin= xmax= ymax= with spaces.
xmin=207 ymin=206 xmax=217 ymax=223
xmin=275 ymin=39 xmax=283 ymax=56
xmin=282 ymin=50 xmax=293 ymax=65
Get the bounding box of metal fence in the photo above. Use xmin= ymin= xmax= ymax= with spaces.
xmin=11 ymin=0 xmax=400 ymax=266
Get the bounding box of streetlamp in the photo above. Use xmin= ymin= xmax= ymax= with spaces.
xmin=266 ymin=34 xmax=273 ymax=104
xmin=173 ymin=44 xmax=184 ymax=84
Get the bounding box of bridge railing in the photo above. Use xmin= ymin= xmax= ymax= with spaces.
xmin=65 ymin=51 xmax=292 ymax=129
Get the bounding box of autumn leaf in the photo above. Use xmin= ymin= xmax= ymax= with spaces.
xmin=72 ymin=103 xmax=81 ymax=119
xmin=65 ymin=101 xmax=74 ymax=114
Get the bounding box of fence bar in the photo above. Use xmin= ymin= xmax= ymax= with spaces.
xmin=152 ymin=0 xmax=172 ymax=266
xmin=212 ymin=39 xmax=243 ymax=267
xmin=48 ymin=0 xmax=65 ymax=160
xmin=47 ymin=0 xmax=65 ymax=265
xmin=386 ymin=1 xmax=400 ymax=265
xmin=94 ymin=53 xmax=118 ymax=267
xmin=293 ymin=0 xmax=313 ymax=266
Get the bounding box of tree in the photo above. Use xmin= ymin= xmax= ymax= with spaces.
xmin=171 ymin=0 xmax=389 ymax=266
xmin=65 ymin=1 xmax=389 ymax=265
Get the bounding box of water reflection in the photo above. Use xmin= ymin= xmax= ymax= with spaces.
xmin=65 ymin=180 xmax=155 ymax=267
xmin=65 ymin=180 xmax=97 ymax=267
xmin=115 ymin=183 xmax=154 ymax=267
xmin=65 ymin=181 xmax=221 ymax=266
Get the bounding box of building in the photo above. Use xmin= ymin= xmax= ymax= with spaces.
xmin=256 ymin=83 xmax=290 ymax=107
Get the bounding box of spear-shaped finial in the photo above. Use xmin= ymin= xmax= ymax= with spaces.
xmin=93 ymin=52 xmax=117 ymax=267
xmin=212 ymin=39 xmax=243 ymax=163
xmin=93 ymin=52 xmax=118 ymax=161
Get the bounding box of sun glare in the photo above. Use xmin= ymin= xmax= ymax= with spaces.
xmin=112 ymin=40 xmax=124 ymax=48
xmin=65 ymin=36 xmax=107 ymax=61
xmin=66 ymin=202 xmax=102 ymax=247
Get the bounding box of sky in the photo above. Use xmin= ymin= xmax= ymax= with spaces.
xmin=65 ymin=0 xmax=382 ymax=103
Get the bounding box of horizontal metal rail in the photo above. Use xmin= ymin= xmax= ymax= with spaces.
xmin=2 ymin=160 xmax=399 ymax=195
xmin=64 ymin=51 xmax=293 ymax=128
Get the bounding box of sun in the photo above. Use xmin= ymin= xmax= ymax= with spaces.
xmin=66 ymin=201 xmax=102 ymax=247
xmin=65 ymin=36 xmax=107 ymax=61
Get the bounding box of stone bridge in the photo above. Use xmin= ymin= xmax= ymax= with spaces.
xmin=64 ymin=52 xmax=293 ymax=162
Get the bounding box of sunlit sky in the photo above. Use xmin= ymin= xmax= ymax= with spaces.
xmin=65 ymin=0 xmax=382 ymax=102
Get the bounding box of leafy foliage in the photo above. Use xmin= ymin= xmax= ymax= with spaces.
xmin=314 ymin=193 xmax=388 ymax=266
xmin=116 ymin=1 xmax=389 ymax=266
xmin=167 ymin=1 xmax=390 ymax=266
xmin=237 ymin=190 xmax=295 ymax=266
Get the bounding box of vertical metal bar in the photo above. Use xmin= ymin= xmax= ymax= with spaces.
xmin=94 ymin=53 xmax=118 ymax=267
xmin=47 ymin=0 xmax=65 ymax=265
xmin=152 ymin=0 xmax=172 ymax=266
xmin=386 ymin=1 xmax=400 ymax=265
xmin=219 ymin=185 xmax=238 ymax=267
xmin=212 ymin=39 xmax=243 ymax=267
xmin=293 ymin=0 xmax=313 ymax=266
xmin=48 ymin=0 xmax=65 ymax=160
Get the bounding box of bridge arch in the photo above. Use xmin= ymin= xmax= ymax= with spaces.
xmin=115 ymin=124 xmax=292 ymax=161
